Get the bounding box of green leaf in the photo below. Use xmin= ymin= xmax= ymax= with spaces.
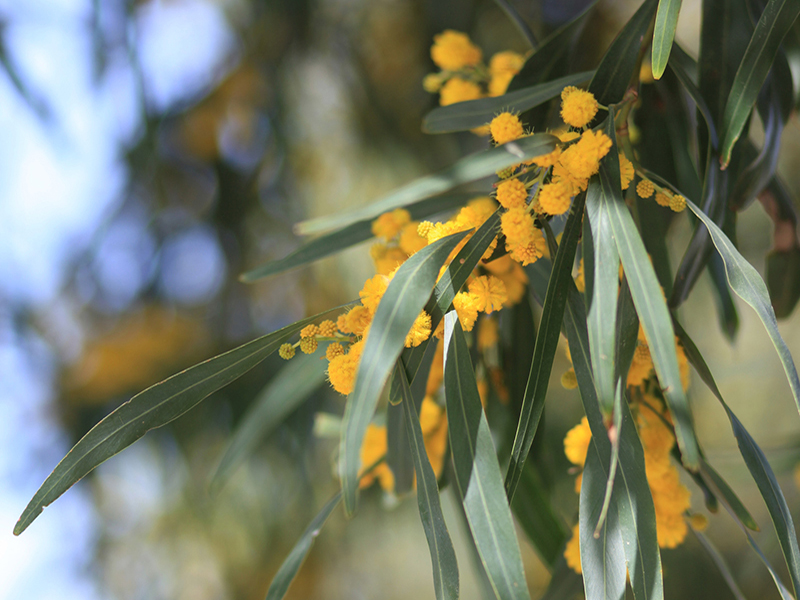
xmin=14 ymin=306 xmax=348 ymax=536
xmin=264 ymin=492 xmax=341 ymax=600
xmin=719 ymin=0 xmax=800 ymax=166
xmin=669 ymin=44 xmax=719 ymax=149
xmin=675 ymin=323 xmax=800 ymax=599
xmin=589 ymin=0 xmax=658 ymax=106
xmin=698 ymin=457 xmax=759 ymax=531
xmin=443 ymin=312 xmax=531 ymax=600
xmin=241 ymin=192 xmax=473 ymax=282
xmin=652 ymin=0 xmax=683 ymax=79
xmin=339 ymin=231 xmax=469 ymax=516
xmin=692 ymin=530 xmax=747 ymax=600
xmin=386 ymin=400 xmax=415 ymax=494
xmin=423 ymin=72 xmax=593 ymax=134
xmin=505 ymin=192 xmax=585 ymax=501
xmin=296 ymin=135 xmax=558 ymax=235
xmin=396 ymin=363 xmax=460 ymax=600
xmin=585 ymin=175 xmax=621 ymax=412
xmin=210 ymin=353 xmax=327 ymax=492
xmin=598 ymin=117 xmax=700 ymax=469
xmin=683 ymin=195 xmax=800 ymax=417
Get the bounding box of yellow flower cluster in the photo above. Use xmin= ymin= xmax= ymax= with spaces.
xmin=425 ymin=30 xmax=526 ymax=109
xmin=636 ymin=177 xmax=687 ymax=213
xmin=560 ymin=86 xmax=599 ymax=128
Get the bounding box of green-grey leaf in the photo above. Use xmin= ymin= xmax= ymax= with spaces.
xmin=210 ymin=353 xmax=327 ymax=492
xmin=444 ymin=312 xmax=531 ymax=600
xmin=241 ymin=192 xmax=473 ymax=282
xmin=719 ymin=0 xmax=800 ymax=166
xmin=14 ymin=306 xmax=347 ymax=536
xmin=589 ymin=0 xmax=658 ymax=106
xmin=698 ymin=457 xmax=759 ymax=531
xmin=423 ymin=72 xmax=593 ymax=134
xmin=264 ymin=492 xmax=341 ymax=600
xmin=675 ymin=323 xmax=800 ymax=599
xmin=684 ymin=196 xmax=800 ymax=417
xmin=296 ymin=135 xmax=557 ymax=235
xmin=652 ymin=0 xmax=683 ymax=79
xmin=598 ymin=117 xmax=699 ymax=469
xmin=585 ymin=176 xmax=620 ymax=412
xmin=396 ymin=362 xmax=460 ymax=600
xmin=505 ymin=193 xmax=584 ymax=501
xmin=339 ymin=231 xmax=469 ymax=516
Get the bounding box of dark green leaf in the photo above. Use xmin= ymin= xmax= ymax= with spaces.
xmin=241 ymin=193 xmax=473 ymax=282
xmin=599 ymin=118 xmax=700 ymax=469
xmin=444 ymin=312 xmax=531 ymax=600
xmin=719 ymin=0 xmax=800 ymax=166
xmin=767 ymin=246 xmax=800 ymax=319
xmin=15 ymin=306 xmax=348 ymax=536
xmin=589 ymin=0 xmax=658 ymax=106
xmin=210 ymin=353 xmax=327 ymax=492
xmin=387 ymin=400 xmax=415 ymax=494
xmin=684 ymin=195 xmax=800 ymax=416
xmin=675 ymin=322 xmax=800 ymax=598
xmin=296 ymin=135 xmax=558 ymax=235
xmin=396 ymin=362 xmax=460 ymax=600
xmin=505 ymin=193 xmax=584 ymax=500
xmin=585 ymin=175 xmax=621 ymax=412
xmin=264 ymin=492 xmax=341 ymax=600
xmin=339 ymin=231 xmax=469 ymax=516
xmin=652 ymin=0 xmax=683 ymax=79
xmin=669 ymin=44 xmax=719 ymax=148
xmin=707 ymin=252 xmax=740 ymax=341
xmin=698 ymin=457 xmax=759 ymax=531
xmin=423 ymin=72 xmax=593 ymax=134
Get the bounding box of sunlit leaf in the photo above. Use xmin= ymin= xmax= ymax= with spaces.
xmin=444 ymin=312 xmax=531 ymax=600
xmin=296 ymin=135 xmax=558 ymax=235
xmin=14 ymin=305 xmax=349 ymax=536
xmin=651 ymin=0 xmax=682 ymax=80
xmin=339 ymin=231 xmax=469 ymax=516
xmin=396 ymin=363 xmax=460 ymax=600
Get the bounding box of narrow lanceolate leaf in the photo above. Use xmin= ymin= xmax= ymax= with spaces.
xmin=719 ymin=0 xmax=800 ymax=167
xmin=651 ymin=0 xmax=683 ymax=79
xmin=676 ymin=324 xmax=800 ymax=599
xmin=684 ymin=196 xmax=800 ymax=417
xmin=589 ymin=0 xmax=658 ymax=106
xmin=585 ymin=176 xmax=620 ymax=412
xmin=241 ymin=192 xmax=472 ymax=282
xmin=339 ymin=231 xmax=469 ymax=516
xmin=444 ymin=312 xmax=531 ymax=600
xmin=210 ymin=353 xmax=327 ymax=492
xmin=598 ymin=118 xmax=699 ymax=470
xmin=265 ymin=492 xmax=342 ymax=600
xmin=396 ymin=363 xmax=460 ymax=600
xmin=505 ymin=193 xmax=585 ymax=501
xmin=296 ymin=135 xmax=557 ymax=235
xmin=14 ymin=306 xmax=348 ymax=536
xmin=698 ymin=457 xmax=759 ymax=531
xmin=423 ymin=72 xmax=593 ymax=134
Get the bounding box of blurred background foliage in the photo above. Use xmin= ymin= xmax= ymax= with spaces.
xmin=2 ymin=0 xmax=800 ymax=599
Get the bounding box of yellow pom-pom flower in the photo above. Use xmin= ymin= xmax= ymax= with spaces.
xmin=371 ymin=208 xmax=411 ymax=240
xmin=637 ymin=179 xmax=655 ymax=198
xmin=508 ymin=234 xmax=546 ymax=266
xmin=654 ymin=191 xmax=671 ymax=207
xmin=564 ymin=416 xmax=592 ymax=467
xmin=453 ymin=292 xmax=481 ymax=331
xmin=477 ymin=316 xmax=498 ymax=350
xmin=430 ymin=30 xmax=482 ymax=71
xmin=468 ymin=275 xmax=508 ymax=313
xmin=359 ymin=423 xmax=395 ymax=492
xmin=359 ymin=274 xmax=389 ymax=313
xmin=500 ymin=206 xmax=534 ymax=246
xmin=619 ymin=153 xmax=634 ymax=190
xmin=560 ymin=86 xmax=598 ymax=128
xmin=496 ymin=178 xmax=528 ymax=209
xmin=669 ymin=194 xmax=687 ymax=212
xmin=537 ymin=180 xmax=572 ymax=215
xmin=487 ymin=51 xmax=525 ymax=97
xmin=326 ymin=342 xmax=344 ymax=360
xmin=490 ymin=112 xmax=524 ymax=145
xmin=299 ymin=337 xmax=318 ymax=354
xmin=422 ymin=72 xmax=444 ymax=93
xmin=399 ymin=222 xmax=428 ymax=255
xmin=564 ymin=524 xmax=582 ymax=574
xmin=439 ymin=77 xmax=482 ymax=106
xmin=278 ymin=343 xmax=295 ymax=360
xmin=561 ymin=369 xmax=578 ymax=389
xmin=327 ymin=340 xmax=363 ymax=396
xmin=344 ymin=305 xmax=372 ymax=336
xmin=405 ymin=311 xmax=432 ymax=348
xmin=318 ymin=320 xmax=337 ymax=337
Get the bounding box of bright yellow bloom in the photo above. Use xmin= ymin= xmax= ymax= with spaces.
xmin=439 ymin=77 xmax=482 ymax=106
xmin=359 ymin=274 xmax=389 ymax=313
xmin=531 ymin=146 xmax=561 ymax=168
xmin=627 ymin=343 xmax=653 ymax=387
xmin=453 ymin=291 xmax=481 ymax=331
xmin=343 ymin=305 xmax=372 ymax=336
xmin=468 ymin=275 xmax=507 ymax=313
xmin=564 ymin=524 xmax=582 ymax=574
xmin=327 ymin=340 xmax=364 ymax=396
xmin=670 ymin=194 xmax=687 ymax=212
xmin=399 ymin=222 xmax=428 ymax=255
xmin=619 ymin=153 xmax=634 ymax=190
xmin=278 ymin=343 xmax=295 ymax=360
xmin=496 ymin=178 xmax=528 ymax=209
xmin=359 ymin=423 xmax=394 ymax=491
xmin=430 ymin=30 xmax=482 ymax=71
xmin=477 ymin=316 xmax=498 ymax=350
xmin=538 ymin=180 xmax=572 ymax=215
xmin=405 ymin=311 xmax=432 ymax=348
xmin=654 ymin=191 xmax=671 ymax=207
xmin=420 ymin=396 xmax=448 ymax=478
xmin=637 ymin=179 xmax=655 ymax=198
xmin=422 ymin=72 xmax=444 ymax=93
xmin=488 ymin=51 xmax=525 ymax=96
xmin=299 ymin=337 xmax=318 ymax=354
xmin=318 ymin=320 xmax=337 ymax=337
xmin=508 ymin=236 xmax=546 ymax=266
xmin=500 ymin=206 xmax=534 ymax=246
xmin=676 ymin=340 xmax=690 ymax=391
xmin=557 ymin=129 xmax=612 ymax=185
xmin=370 ymin=244 xmax=408 ymax=275
xmin=300 ymin=324 xmax=319 ymax=338
xmin=371 ymin=208 xmax=411 ymax=240
xmin=574 ymin=258 xmax=585 ymax=292
xmin=560 ymin=86 xmax=598 ymax=128
xmin=326 ymin=342 xmax=344 ymax=360
xmin=564 ymin=416 xmax=592 ymax=467
xmin=490 ymin=112 xmax=524 ymax=145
